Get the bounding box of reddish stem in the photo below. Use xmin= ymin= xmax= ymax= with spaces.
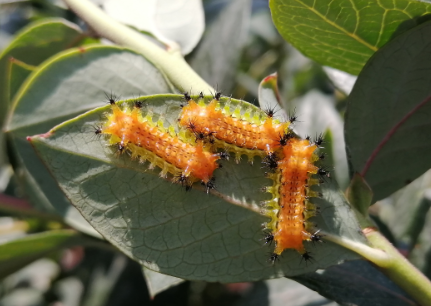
xmin=0 ymin=193 xmax=32 ymax=210
xmin=0 ymin=193 xmax=65 ymax=222
xmin=361 ymin=95 xmax=431 ymax=176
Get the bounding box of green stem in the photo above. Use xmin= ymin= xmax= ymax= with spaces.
xmin=64 ymin=0 xmax=213 ymax=94
xmin=321 ymin=231 xmax=390 ymax=267
xmin=366 ymin=230 xmax=431 ymax=306
xmin=325 ymin=229 xmax=431 ymax=305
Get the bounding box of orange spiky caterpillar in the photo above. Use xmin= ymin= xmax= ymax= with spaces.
xmin=178 ymin=94 xmax=290 ymax=161
xmin=263 ymin=137 xmax=323 ymax=261
xmin=100 ymin=101 xmax=220 ymax=189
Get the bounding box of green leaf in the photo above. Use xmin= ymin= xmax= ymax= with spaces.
xmin=5 ymin=45 xmax=173 ymax=237
xmin=269 ymin=0 xmax=431 ymax=75
xmin=0 ymin=18 xmax=85 ymax=126
xmin=345 ymin=173 xmax=375 ymax=229
xmin=29 ymin=94 xmax=366 ymax=282
xmin=142 ymin=267 xmax=184 ymax=298
xmin=346 ymin=173 xmax=373 ymax=218
xmin=7 ymin=58 xmax=36 ymax=107
xmin=0 ymin=18 xmax=85 ymax=186
xmin=293 ymin=260 xmax=414 ymax=305
xmin=0 ymin=230 xmax=79 ymax=279
xmin=345 ymin=21 xmax=431 ymax=201
xmin=322 ymin=129 xmax=335 ymax=172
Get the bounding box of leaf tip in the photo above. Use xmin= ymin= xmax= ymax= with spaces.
xmin=27 ymin=132 xmax=52 ymax=142
xmin=262 ymin=72 xmax=277 ymax=83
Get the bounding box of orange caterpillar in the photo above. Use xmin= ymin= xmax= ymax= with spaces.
xmin=263 ymin=136 xmax=325 ymax=261
xmin=178 ymin=93 xmax=291 ymax=161
xmin=100 ymin=100 xmax=220 ymax=190
xmin=179 ymin=93 xmax=325 ymax=260
xmin=99 ymin=93 xmax=325 ymax=261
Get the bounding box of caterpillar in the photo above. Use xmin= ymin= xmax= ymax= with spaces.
xmin=263 ymin=136 xmax=325 ymax=261
xmin=178 ymin=92 xmax=325 ymax=261
xmin=98 ymin=92 xmax=326 ymax=261
xmin=99 ymin=99 xmax=221 ymax=190
xmin=178 ymin=93 xmax=291 ymax=161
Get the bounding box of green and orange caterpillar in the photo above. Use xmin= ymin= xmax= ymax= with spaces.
xmin=97 ymin=92 xmax=326 ymax=261
xmin=98 ymin=98 xmax=221 ymax=191
xmin=178 ymin=92 xmax=291 ymax=161
xmin=178 ymin=92 xmax=326 ymax=262
xmin=262 ymin=137 xmax=325 ymax=262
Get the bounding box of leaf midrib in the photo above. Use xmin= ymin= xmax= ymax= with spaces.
xmin=293 ymin=0 xmax=379 ymax=52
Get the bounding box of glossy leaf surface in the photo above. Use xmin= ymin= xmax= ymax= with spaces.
xmin=270 ymin=0 xmax=431 ymax=75
xmin=5 ymin=45 xmax=172 ymax=237
xmin=0 ymin=18 xmax=84 ymax=125
xmin=345 ymin=21 xmax=431 ymax=201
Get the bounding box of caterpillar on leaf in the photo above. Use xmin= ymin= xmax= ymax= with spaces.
xmin=178 ymin=93 xmax=291 ymax=162
xmin=263 ymin=136 xmax=325 ymax=262
xmin=178 ymin=92 xmax=325 ymax=261
xmin=100 ymin=93 xmax=326 ymax=261
xmin=100 ymin=100 xmax=221 ymax=191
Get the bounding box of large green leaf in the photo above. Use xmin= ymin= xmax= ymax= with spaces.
xmin=345 ymin=21 xmax=431 ymax=202
xmin=5 ymin=45 xmax=173 ymax=237
xmin=0 ymin=230 xmax=80 ymax=279
xmin=0 ymin=18 xmax=84 ymax=126
xmin=29 ymin=94 xmax=366 ymax=282
xmin=0 ymin=18 xmax=85 ymax=183
xmin=269 ymin=0 xmax=431 ymax=75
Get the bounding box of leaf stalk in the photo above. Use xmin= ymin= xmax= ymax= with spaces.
xmin=321 ymin=231 xmax=390 ymax=267
xmin=366 ymin=229 xmax=431 ymax=306
xmin=63 ymin=0 xmax=213 ymax=94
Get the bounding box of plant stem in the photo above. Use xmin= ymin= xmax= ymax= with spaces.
xmin=0 ymin=193 xmax=65 ymax=223
xmin=325 ymin=229 xmax=431 ymax=305
xmin=366 ymin=229 xmax=431 ymax=306
xmin=63 ymin=0 xmax=213 ymax=94
xmin=321 ymin=231 xmax=390 ymax=267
